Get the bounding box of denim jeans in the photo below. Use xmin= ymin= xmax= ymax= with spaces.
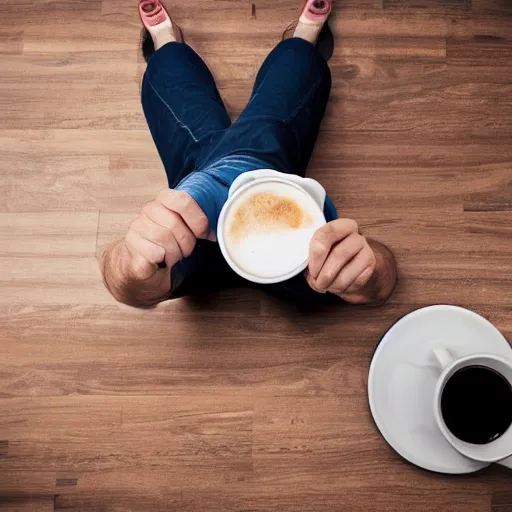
xmin=141 ymin=38 xmax=340 ymax=306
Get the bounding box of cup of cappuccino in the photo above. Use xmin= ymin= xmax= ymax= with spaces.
xmin=217 ymin=170 xmax=327 ymax=284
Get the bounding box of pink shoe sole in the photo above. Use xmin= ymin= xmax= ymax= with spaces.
xmin=138 ymin=0 xmax=170 ymax=28
xmin=139 ymin=0 xmax=183 ymax=43
xmin=300 ymin=0 xmax=332 ymax=23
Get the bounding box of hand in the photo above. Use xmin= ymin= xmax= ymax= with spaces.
xmin=306 ymin=219 xmax=377 ymax=296
xmin=123 ymin=189 xmax=210 ymax=282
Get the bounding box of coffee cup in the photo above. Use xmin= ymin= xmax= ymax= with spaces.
xmin=217 ymin=169 xmax=327 ymax=284
xmin=433 ymin=348 xmax=512 ymax=469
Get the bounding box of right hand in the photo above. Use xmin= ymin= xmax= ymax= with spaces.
xmin=122 ymin=189 xmax=210 ymax=281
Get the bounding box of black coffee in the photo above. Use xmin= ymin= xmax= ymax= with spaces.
xmin=441 ymin=365 xmax=512 ymax=445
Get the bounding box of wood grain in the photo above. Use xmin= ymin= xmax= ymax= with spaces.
xmin=0 ymin=0 xmax=511 ymax=511
xmin=0 ymin=498 xmax=54 ymax=512
xmin=384 ymin=0 xmax=471 ymax=8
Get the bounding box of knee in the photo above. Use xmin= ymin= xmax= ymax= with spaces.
xmin=279 ymin=38 xmax=330 ymax=62
xmin=144 ymin=43 xmax=211 ymax=94
xmin=144 ymin=43 xmax=174 ymax=84
xmin=278 ymin=38 xmax=331 ymax=83
xmin=144 ymin=42 xmax=193 ymax=84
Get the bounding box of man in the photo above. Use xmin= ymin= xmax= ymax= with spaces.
xmin=101 ymin=0 xmax=397 ymax=308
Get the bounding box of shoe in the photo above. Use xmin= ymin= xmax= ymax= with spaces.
xmin=139 ymin=0 xmax=184 ymax=62
xmin=282 ymin=0 xmax=334 ymax=61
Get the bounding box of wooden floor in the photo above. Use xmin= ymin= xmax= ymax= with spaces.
xmin=1 ymin=0 xmax=511 ymax=510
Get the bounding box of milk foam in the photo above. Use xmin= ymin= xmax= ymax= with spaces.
xmin=223 ymin=181 xmax=326 ymax=279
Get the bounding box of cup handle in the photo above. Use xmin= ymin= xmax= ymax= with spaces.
xmin=498 ymin=456 xmax=512 ymax=469
xmin=433 ymin=348 xmax=454 ymax=370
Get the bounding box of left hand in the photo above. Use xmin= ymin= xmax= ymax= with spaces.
xmin=306 ymin=218 xmax=377 ymax=296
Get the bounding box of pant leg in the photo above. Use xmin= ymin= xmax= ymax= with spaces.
xmin=174 ymin=38 xmax=332 ymax=232
xmin=201 ymin=38 xmax=331 ymax=177
xmin=141 ymin=42 xmax=231 ymax=187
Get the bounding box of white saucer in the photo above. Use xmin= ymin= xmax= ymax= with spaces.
xmin=368 ymin=305 xmax=512 ymax=474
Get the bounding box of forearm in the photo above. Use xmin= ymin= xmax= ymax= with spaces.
xmin=337 ymin=238 xmax=397 ymax=306
xmin=100 ymin=239 xmax=172 ymax=309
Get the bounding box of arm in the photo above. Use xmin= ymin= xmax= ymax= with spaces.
xmin=306 ymin=219 xmax=398 ymax=306
xmin=100 ymin=189 xmax=210 ymax=309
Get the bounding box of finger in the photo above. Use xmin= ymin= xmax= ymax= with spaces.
xmin=143 ymin=200 xmax=180 ymax=228
xmin=305 ymin=269 xmax=326 ymax=294
xmin=314 ymin=232 xmax=365 ymax=291
xmin=308 ymin=225 xmax=339 ymax=280
xmin=130 ymin=214 xmax=184 ymax=263
xmin=142 ymin=201 xmax=197 ymax=259
xmin=328 ymin=245 xmax=376 ymax=295
xmin=342 ymin=245 xmax=377 ymax=293
xmin=308 ymin=219 xmax=359 ymax=280
xmin=157 ymin=189 xmax=209 ymax=239
xmin=124 ymin=229 xmax=165 ymax=279
xmin=164 ymin=239 xmax=182 ymax=269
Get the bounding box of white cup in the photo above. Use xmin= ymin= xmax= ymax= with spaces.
xmin=433 ymin=348 xmax=512 ymax=469
xmin=217 ymin=169 xmax=326 ymax=284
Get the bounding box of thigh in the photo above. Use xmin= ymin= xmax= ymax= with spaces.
xmin=234 ymin=38 xmax=332 ymax=176
xmin=142 ymin=42 xmax=231 ymax=187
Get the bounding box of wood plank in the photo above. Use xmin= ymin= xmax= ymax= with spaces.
xmin=463 ymin=211 xmax=512 ymax=236
xmin=0 ymin=257 xmax=111 ymax=306
xmin=2 ymin=0 xmax=101 ymax=12
xmin=2 ymin=0 xmax=102 ymax=25
xmin=0 ymin=156 xmax=162 ymax=214
xmin=0 ymin=472 xmax=57 ymax=496
xmin=464 ymin=181 xmax=512 ymax=211
xmin=383 ymin=0 xmax=471 ymax=8
xmin=0 ymin=498 xmax=54 ymax=512
xmin=0 ymin=72 xmax=142 ymax=131
xmin=0 ymin=397 xmax=252 ymax=477
xmin=0 ymin=31 xmax=23 ymax=55
xmin=311 ymin=137 xmax=512 ymax=169
xmin=472 ymin=0 xmax=512 ymax=12
xmin=0 ymin=213 xmax=98 ymax=257
xmin=447 ymin=36 xmax=512 ymax=66
xmin=446 ymin=13 xmax=512 ymax=38
xmin=0 ymin=130 xmax=157 ymax=158
xmin=492 ymin=490 xmax=512 ymax=512
xmin=23 ymin=17 xmax=139 ymax=54
xmin=52 ymin=471 xmax=493 ymax=512
xmin=53 ymin=470 xmax=494 ymax=512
